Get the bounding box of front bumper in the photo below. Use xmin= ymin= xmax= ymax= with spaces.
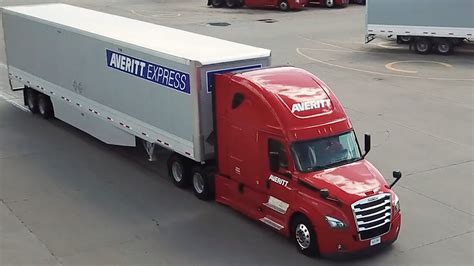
xmin=317 ymin=213 xmax=401 ymax=256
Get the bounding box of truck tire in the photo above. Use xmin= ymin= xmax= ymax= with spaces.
xmin=168 ymin=154 xmax=191 ymax=188
xmin=191 ymin=165 xmax=215 ymax=201
xmin=325 ymin=0 xmax=335 ymax=8
xmin=435 ymin=38 xmax=453 ymax=55
xmin=225 ymin=0 xmax=237 ymax=8
xmin=278 ymin=1 xmax=289 ymax=11
xmin=397 ymin=36 xmax=413 ymax=44
xmin=38 ymin=93 xmax=54 ymax=119
xmin=291 ymin=215 xmax=318 ymax=257
xmin=211 ymin=0 xmax=224 ymax=7
xmin=25 ymin=87 xmax=39 ymax=114
xmin=414 ymin=37 xmax=432 ymax=55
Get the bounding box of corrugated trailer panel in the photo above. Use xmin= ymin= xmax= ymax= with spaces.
xmin=2 ymin=4 xmax=271 ymax=162
xmin=3 ymin=10 xmax=196 ymax=153
xmin=368 ymin=0 xmax=474 ymax=28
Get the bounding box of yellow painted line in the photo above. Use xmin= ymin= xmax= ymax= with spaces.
xmin=296 ymin=48 xmax=474 ymax=82
xmin=385 ymin=62 xmax=417 ymax=74
xmin=385 ymin=60 xmax=453 ymax=74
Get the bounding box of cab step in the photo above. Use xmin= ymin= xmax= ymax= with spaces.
xmin=259 ymin=216 xmax=284 ymax=230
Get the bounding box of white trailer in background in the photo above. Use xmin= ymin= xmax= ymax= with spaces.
xmin=366 ymin=0 xmax=474 ymax=55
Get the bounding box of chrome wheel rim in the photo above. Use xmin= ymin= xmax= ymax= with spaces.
xmin=438 ymin=43 xmax=450 ymax=53
xmin=171 ymin=162 xmax=183 ymax=182
xmin=400 ymin=36 xmax=411 ymax=42
xmin=417 ymin=42 xmax=428 ymax=52
xmin=27 ymin=94 xmax=35 ymax=109
xmin=295 ymin=224 xmax=311 ymax=249
xmin=326 ymin=0 xmax=334 ymax=7
xmin=280 ymin=2 xmax=288 ymax=10
xmin=193 ymin=172 xmax=204 ymax=194
xmin=38 ymin=98 xmax=45 ymax=115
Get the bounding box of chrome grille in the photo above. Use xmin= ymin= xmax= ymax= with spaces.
xmin=351 ymin=193 xmax=391 ymax=240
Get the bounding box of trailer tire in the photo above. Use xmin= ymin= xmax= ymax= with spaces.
xmin=414 ymin=37 xmax=432 ymax=55
xmin=278 ymin=1 xmax=289 ymax=11
xmin=291 ymin=215 xmax=318 ymax=257
xmin=191 ymin=165 xmax=215 ymax=201
xmin=168 ymin=154 xmax=191 ymax=188
xmin=38 ymin=93 xmax=54 ymax=119
xmin=397 ymin=36 xmax=413 ymax=44
xmin=435 ymin=38 xmax=453 ymax=55
xmin=325 ymin=0 xmax=335 ymax=8
xmin=25 ymin=87 xmax=39 ymax=114
xmin=225 ymin=0 xmax=237 ymax=8
xmin=211 ymin=0 xmax=224 ymax=7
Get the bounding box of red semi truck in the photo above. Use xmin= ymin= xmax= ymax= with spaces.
xmin=208 ymin=0 xmax=307 ymax=11
xmin=4 ymin=4 xmax=401 ymax=257
xmin=212 ymin=67 xmax=401 ymax=256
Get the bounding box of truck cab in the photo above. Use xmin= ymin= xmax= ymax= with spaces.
xmin=214 ymin=66 xmax=401 ymax=256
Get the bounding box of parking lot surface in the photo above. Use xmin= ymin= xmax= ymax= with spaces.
xmin=0 ymin=1 xmax=473 ymax=265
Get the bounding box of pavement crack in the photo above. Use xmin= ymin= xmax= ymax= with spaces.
xmin=402 ymin=230 xmax=474 ymax=253
xmin=0 ymin=199 xmax=63 ymax=266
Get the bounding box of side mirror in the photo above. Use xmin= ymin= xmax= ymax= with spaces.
xmin=320 ymin=188 xmax=329 ymax=199
xmin=390 ymin=171 xmax=402 ymax=188
xmin=269 ymin=152 xmax=280 ymax=173
xmin=393 ymin=171 xmax=402 ymax=179
xmin=364 ymin=134 xmax=371 ymax=157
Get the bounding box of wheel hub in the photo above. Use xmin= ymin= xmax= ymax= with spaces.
xmin=38 ymin=98 xmax=45 ymax=114
xmin=295 ymin=224 xmax=311 ymax=249
xmin=193 ymin=172 xmax=205 ymax=194
xmin=171 ymin=162 xmax=183 ymax=182
xmin=439 ymin=44 xmax=449 ymax=53
xmin=417 ymin=43 xmax=428 ymax=52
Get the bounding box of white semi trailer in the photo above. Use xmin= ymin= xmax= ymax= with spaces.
xmin=2 ymin=3 xmax=270 ymax=163
xmin=366 ymin=0 xmax=474 ymax=55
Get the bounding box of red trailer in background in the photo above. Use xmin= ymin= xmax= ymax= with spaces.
xmin=209 ymin=0 xmax=307 ymax=11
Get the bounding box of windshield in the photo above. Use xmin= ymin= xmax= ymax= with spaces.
xmin=291 ymin=131 xmax=362 ymax=172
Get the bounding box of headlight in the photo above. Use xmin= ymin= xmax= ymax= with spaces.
xmin=325 ymin=216 xmax=346 ymax=229
xmin=393 ymin=194 xmax=400 ymax=213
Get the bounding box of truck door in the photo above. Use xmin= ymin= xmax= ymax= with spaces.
xmin=259 ymin=135 xmax=295 ymax=229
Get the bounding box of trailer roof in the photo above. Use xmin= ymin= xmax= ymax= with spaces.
xmin=2 ymin=4 xmax=271 ymax=65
